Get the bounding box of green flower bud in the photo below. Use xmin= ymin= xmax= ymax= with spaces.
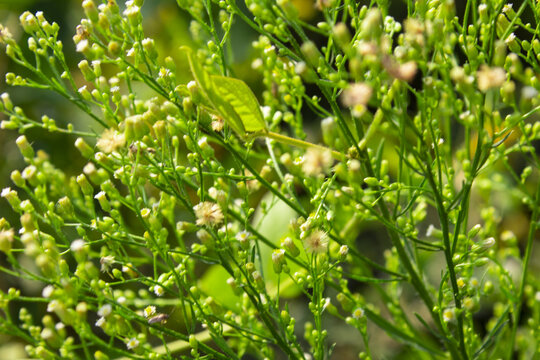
xmin=1 ymin=187 xmax=21 ymax=212
xmin=197 ymin=136 xmax=214 ymax=157
xmin=300 ymin=41 xmax=321 ymax=68
xmin=272 ymin=249 xmax=286 ymax=274
xmin=0 ymin=228 xmax=14 ymax=253
xmin=332 ymin=22 xmax=351 ymax=52
xmin=338 ymin=245 xmax=349 ymax=261
xmin=82 ymin=0 xmax=99 ymax=23
xmin=363 ymin=177 xmax=379 ymax=187
xmin=94 ymin=351 xmax=110 ymax=360
xmin=16 ymin=135 xmax=34 ymax=160
xmin=10 ymin=170 xmax=25 ymax=188
xmin=56 ymin=196 xmax=75 ymax=219
xmin=1 ymin=93 xmax=13 ymax=111
xmin=75 ymin=138 xmax=94 ymax=158
xmin=360 ymin=8 xmax=382 ymax=40
xmin=281 ymin=237 xmax=300 ymax=257
xmin=94 ymin=191 xmax=111 ymax=212
xmin=108 ymin=40 xmax=121 ymax=57
xmin=76 ymin=174 xmax=93 ymax=196
xmin=78 ymin=60 xmax=95 ymax=82
xmin=467 ymin=224 xmax=482 ymax=238
xmin=19 ymin=12 xmax=39 ymax=34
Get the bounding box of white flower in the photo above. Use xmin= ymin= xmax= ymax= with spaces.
xmin=321 ymin=297 xmax=331 ymax=312
xmin=341 ymin=83 xmax=372 ymax=107
xmin=126 ymin=337 xmax=139 ymax=350
xmin=352 ymin=307 xmax=365 ymax=319
xmin=97 ymin=128 xmax=125 ymax=154
xmin=95 ymin=317 xmax=105 ymax=328
xmin=302 ymin=148 xmax=333 ymax=177
xmin=477 ymin=65 xmax=506 ymax=92
xmin=42 ymin=285 xmax=54 ymax=298
xmin=70 ymin=239 xmax=86 ymax=252
xmin=154 ymin=285 xmax=164 ymax=297
xmin=235 ymin=230 xmax=251 ymax=244
xmin=76 ymin=39 xmax=89 ymax=53
xmin=443 ymin=308 xmax=456 ymax=323
xmin=304 ymin=230 xmax=329 ymax=254
xmin=47 ymin=300 xmax=60 ymax=313
xmin=143 ymin=305 xmax=156 ymax=318
xmin=100 ymin=255 xmax=115 ymax=272
xmin=98 ymin=304 xmax=112 ymax=317
xmin=193 ymin=202 xmax=223 ymax=227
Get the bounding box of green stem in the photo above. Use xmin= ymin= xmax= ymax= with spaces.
xmin=508 ymin=178 xmax=540 ymax=358
xmin=261 ymin=131 xmax=344 ymax=160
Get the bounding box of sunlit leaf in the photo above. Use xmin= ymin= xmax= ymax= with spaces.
xmin=211 ymin=75 xmax=266 ymax=133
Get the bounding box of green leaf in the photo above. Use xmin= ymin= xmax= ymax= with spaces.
xmin=182 ymin=46 xmax=245 ymax=135
xmin=211 ymin=75 xmax=266 ymax=133
xmin=198 ymin=264 xmax=239 ymax=310
xmin=181 ymin=46 xmax=266 ymax=136
xmin=253 ymin=193 xmax=301 ymax=298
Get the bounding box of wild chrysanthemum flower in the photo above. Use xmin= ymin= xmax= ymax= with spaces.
xmin=126 ymin=337 xmax=139 ymax=350
xmin=235 ymin=230 xmax=251 ymax=247
xmin=340 ymin=83 xmax=372 ymax=107
xmin=154 ymin=285 xmax=164 ymax=297
xmin=304 ymin=230 xmax=329 ymax=254
xmin=476 ymin=65 xmax=506 ymax=91
xmin=443 ymin=308 xmax=456 ymax=323
xmin=98 ymin=304 xmax=112 ymax=317
xmin=352 ymin=307 xmax=365 ymax=319
xmin=143 ymin=305 xmax=156 ymax=318
xmin=70 ymin=239 xmax=86 ymax=252
xmin=302 ymin=148 xmax=333 ymax=177
xmin=96 ymin=128 xmax=125 ymax=153
xmin=100 ymin=255 xmax=115 ymax=272
xmin=193 ymin=201 xmax=223 ymax=227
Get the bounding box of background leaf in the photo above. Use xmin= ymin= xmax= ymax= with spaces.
xmin=211 ymin=75 xmax=267 ymax=133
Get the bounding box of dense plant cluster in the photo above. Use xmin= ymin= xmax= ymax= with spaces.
xmin=0 ymin=0 xmax=539 ymax=359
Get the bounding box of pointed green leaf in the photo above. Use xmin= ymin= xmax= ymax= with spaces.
xmin=211 ymin=75 xmax=266 ymax=133
xmin=181 ymin=46 xmax=212 ymax=99
xmin=182 ymin=46 xmax=246 ymax=135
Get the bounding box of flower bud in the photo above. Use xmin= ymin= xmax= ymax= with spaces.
xmin=19 ymin=12 xmax=39 ymax=33
xmin=10 ymin=170 xmax=25 ymax=188
xmin=472 ymin=237 xmax=496 ymax=253
xmin=16 ymin=135 xmax=34 ymax=160
xmin=360 ymin=8 xmax=382 ymax=40
xmin=0 ymin=228 xmax=14 ymax=253
xmin=78 ymin=60 xmax=95 ymax=82
xmin=332 ymin=23 xmax=351 ymax=52
xmin=56 ymin=196 xmax=75 ymax=219
xmin=281 ymin=237 xmax=300 ymax=257
xmin=272 ymin=249 xmax=286 ymax=274
xmin=1 ymin=187 xmax=21 ymax=211
xmin=82 ymin=0 xmax=99 ymax=23
xmin=338 ymin=245 xmax=349 ymax=261
xmin=75 ymin=138 xmax=94 ymax=158
xmin=467 ymin=224 xmax=482 ymax=238
xmin=1 ymin=93 xmax=13 ymax=111
xmin=94 ymin=191 xmax=111 ymax=212
xmin=300 ymin=41 xmax=321 ymax=68
xmin=76 ymin=174 xmax=93 ymax=196
xmin=197 ymin=136 xmax=214 ymax=157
